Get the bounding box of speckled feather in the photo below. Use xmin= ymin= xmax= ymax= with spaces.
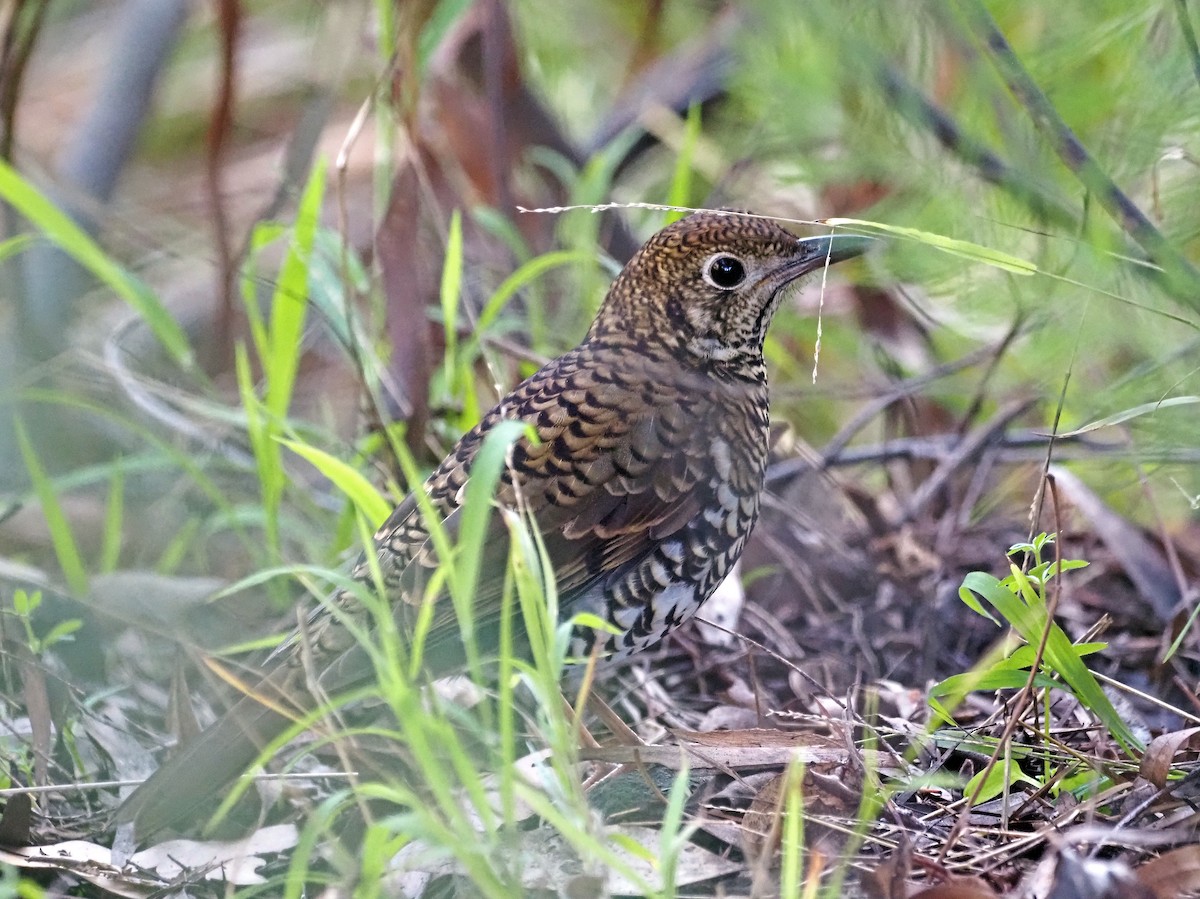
xmin=360 ymin=341 xmax=768 ymax=662
xmin=307 ymin=212 xmax=813 ymax=677
xmin=116 ymin=211 xmax=868 ymax=839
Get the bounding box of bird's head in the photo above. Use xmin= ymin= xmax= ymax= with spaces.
xmin=589 ymin=211 xmax=872 ymax=366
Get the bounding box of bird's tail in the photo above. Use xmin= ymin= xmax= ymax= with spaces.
xmin=115 ymin=678 xmax=299 ymax=842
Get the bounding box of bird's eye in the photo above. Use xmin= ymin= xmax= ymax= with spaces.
xmin=705 ymin=254 xmax=746 ymax=289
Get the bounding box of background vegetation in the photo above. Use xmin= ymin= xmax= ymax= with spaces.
xmin=0 ymin=0 xmax=1197 ymax=896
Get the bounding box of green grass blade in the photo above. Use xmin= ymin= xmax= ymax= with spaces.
xmin=278 ymin=437 xmax=391 ymax=526
xmin=14 ymin=418 xmax=88 ymax=596
xmin=453 ymin=419 xmax=532 ymax=664
xmin=1057 ymin=395 xmax=1200 ymax=437
xmin=0 ymin=160 xmax=193 ymax=367
xmin=472 ymin=249 xmax=594 ymax=338
xmin=266 ymin=163 xmax=325 ymax=420
xmin=658 ymin=763 xmax=694 ymax=897
xmin=1164 ymin=599 xmax=1200 ymax=662
xmin=439 ymin=210 xmax=468 ymax=423
xmin=235 ymin=342 xmax=284 ymax=555
xmin=416 ymin=0 xmax=474 ymax=72
xmin=827 ymin=216 xmax=1037 ymax=275
xmin=663 ymin=102 xmax=702 ymax=226
xmin=240 ymin=221 xmax=286 ymax=364
xmin=99 ymin=466 xmax=125 ymax=574
xmin=0 ymin=233 xmax=35 ymax=263
xmin=780 ymin=760 xmax=806 ymax=899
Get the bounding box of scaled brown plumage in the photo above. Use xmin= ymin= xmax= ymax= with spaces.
xmin=116 ymin=210 xmax=870 ymax=839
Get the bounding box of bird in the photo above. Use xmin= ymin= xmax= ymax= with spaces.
xmin=115 ymin=210 xmax=871 ymax=840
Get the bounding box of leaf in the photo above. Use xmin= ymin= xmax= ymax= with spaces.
xmin=1008 ymin=640 xmax=1107 ymax=667
xmin=12 ymin=589 xmax=37 ymax=617
xmin=100 ymin=467 xmax=125 ymax=574
xmin=40 ymin=619 xmax=82 ymax=647
xmin=1137 ymin=844 xmax=1200 ymax=897
xmin=1139 ymin=726 xmax=1200 ymax=788
xmin=931 ymin=667 xmax=1062 ymax=699
xmin=959 ymin=570 xmax=1142 ymax=754
xmin=958 ymin=585 xmax=1000 ymax=624
xmin=965 ymin=756 xmax=1039 ymax=805
xmin=568 ymin=612 xmax=621 ymax=635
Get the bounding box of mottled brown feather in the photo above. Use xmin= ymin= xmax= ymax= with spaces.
xmin=116 ymin=211 xmax=869 ymax=840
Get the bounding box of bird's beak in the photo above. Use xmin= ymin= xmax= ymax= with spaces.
xmin=791 ymin=233 xmax=877 ymax=272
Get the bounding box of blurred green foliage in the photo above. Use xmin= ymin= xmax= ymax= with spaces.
xmin=525 ymin=0 xmax=1200 ymax=518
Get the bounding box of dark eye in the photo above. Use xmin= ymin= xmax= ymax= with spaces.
xmin=706 ymin=255 xmax=746 ymax=289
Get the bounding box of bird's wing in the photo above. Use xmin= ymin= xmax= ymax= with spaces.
xmin=314 ymin=360 xmax=723 ymax=684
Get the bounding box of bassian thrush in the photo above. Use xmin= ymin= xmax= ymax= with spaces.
xmin=116 ymin=210 xmax=870 ymax=839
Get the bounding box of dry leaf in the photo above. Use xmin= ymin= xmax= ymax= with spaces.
xmin=1137 ymin=844 xmax=1200 ymax=899
xmin=1139 ymin=727 xmax=1200 ymax=789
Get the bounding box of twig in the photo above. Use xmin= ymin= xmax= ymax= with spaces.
xmin=0 ymin=0 xmax=51 ymax=164
xmin=808 ymin=341 xmax=1009 ymax=466
xmin=900 ymin=397 xmax=1035 ymax=522
xmin=767 ymin=432 xmax=1200 ymax=486
xmin=206 ymin=0 xmax=240 ymax=372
